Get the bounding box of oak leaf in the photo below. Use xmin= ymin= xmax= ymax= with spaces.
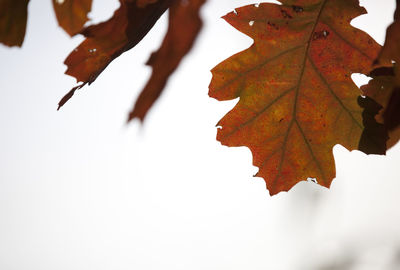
xmin=0 ymin=0 xmax=30 ymax=47
xmin=209 ymin=0 xmax=380 ymax=195
xmin=52 ymin=0 xmax=92 ymax=36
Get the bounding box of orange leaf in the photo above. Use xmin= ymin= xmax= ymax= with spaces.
xmin=52 ymin=0 xmax=92 ymax=36
xmin=128 ymin=0 xmax=206 ymax=121
xmin=0 ymin=0 xmax=30 ymax=47
xmin=58 ymin=0 xmax=172 ymax=110
xmin=209 ymin=1 xmax=380 ymax=195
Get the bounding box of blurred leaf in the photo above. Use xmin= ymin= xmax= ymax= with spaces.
xmin=128 ymin=0 xmax=206 ymax=121
xmin=357 ymin=95 xmax=388 ymax=155
xmin=52 ymin=0 xmax=92 ymax=36
xmin=361 ymin=67 xmax=400 ymax=149
xmin=0 ymin=0 xmax=30 ymax=47
xmin=376 ymin=0 xmax=400 ymax=84
xmin=58 ymin=0 xmax=172 ymax=110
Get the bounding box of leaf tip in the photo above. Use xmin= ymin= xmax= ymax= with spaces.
xmin=57 ymin=83 xmax=85 ymax=110
xmin=127 ymin=110 xmax=145 ymax=124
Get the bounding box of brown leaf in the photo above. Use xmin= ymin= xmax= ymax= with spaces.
xmin=361 ymin=67 xmax=400 ymax=149
xmin=209 ymin=1 xmax=380 ymax=195
xmin=367 ymin=0 xmax=400 ymax=149
xmin=376 ymin=0 xmax=400 ymax=84
xmin=52 ymin=0 xmax=92 ymax=36
xmin=0 ymin=0 xmax=30 ymax=47
xmin=58 ymin=0 xmax=172 ymax=109
xmin=136 ymin=0 xmax=159 ymax=8
xmin=357 ymin=95 xmax=388 ymax=155
xmin=57 ymin=83 xmax=84 ymax=110
xmin=127 ymin=0 xmax=206 ymax=122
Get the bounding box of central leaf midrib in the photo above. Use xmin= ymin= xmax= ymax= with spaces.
xmin=273 ymin=0 xmax=328 ymax=185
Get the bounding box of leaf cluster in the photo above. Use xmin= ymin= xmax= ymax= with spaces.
xmin=0 ymin=0 xmax=399 ymax=195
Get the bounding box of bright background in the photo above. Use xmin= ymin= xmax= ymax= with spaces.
xmin=0 ymin=0 xmax=399 ymax=269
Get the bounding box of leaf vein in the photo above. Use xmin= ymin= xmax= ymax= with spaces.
xmin=307 ymin=55 xmax=362 ymax=129
xmin=212 ymin=44 xmax=305 ymax=94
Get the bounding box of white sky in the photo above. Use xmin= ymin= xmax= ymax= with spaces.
xmin=0 ymin=0 xmax=398 ymax=269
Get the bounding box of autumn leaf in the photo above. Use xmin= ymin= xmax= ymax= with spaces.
xmin=376 ymin=0 xmax=400 ymax=84
xmin=127 ymin=0 xmax=206 ymax=121
xmin=369 ymin=0 xmax=400 ymax=136
xmin=209 ymin=1 xmax=380 ymax=195
xmin=361 ymin=67 xmax=400 ymax=150
xmin=0 ymin=0 xmax=30 ymax=47
xmin=58 ymin=0 xmax=172 ymax=110
xmin=52 ymin=0 xmax=92 ymax=36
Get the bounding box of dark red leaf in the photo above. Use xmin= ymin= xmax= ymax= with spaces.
xmin=361 ymin=66 xmax=400 ymax=149
xmin=376 ymin=0 xmax=400 ymax=84
xmin=0 ymin=0 xmax=30 ymax=47
xmin=127 ymin=0 xmax=206 ymax=122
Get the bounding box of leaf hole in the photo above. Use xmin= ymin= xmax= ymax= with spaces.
xmin=280 ymin=9 xmax=293 ymax=19
xmin=313 ymin=30 xmax=329 ymax=40
xmin=351 ymin=73 xmax=372 ymax=88
xmin=307 ymin=177 xmax=318 ymax=184
xmin=292 ymin=5 xmax=303 ymax=12
xmin=249 ymin=20 xmax=254 ymax=26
